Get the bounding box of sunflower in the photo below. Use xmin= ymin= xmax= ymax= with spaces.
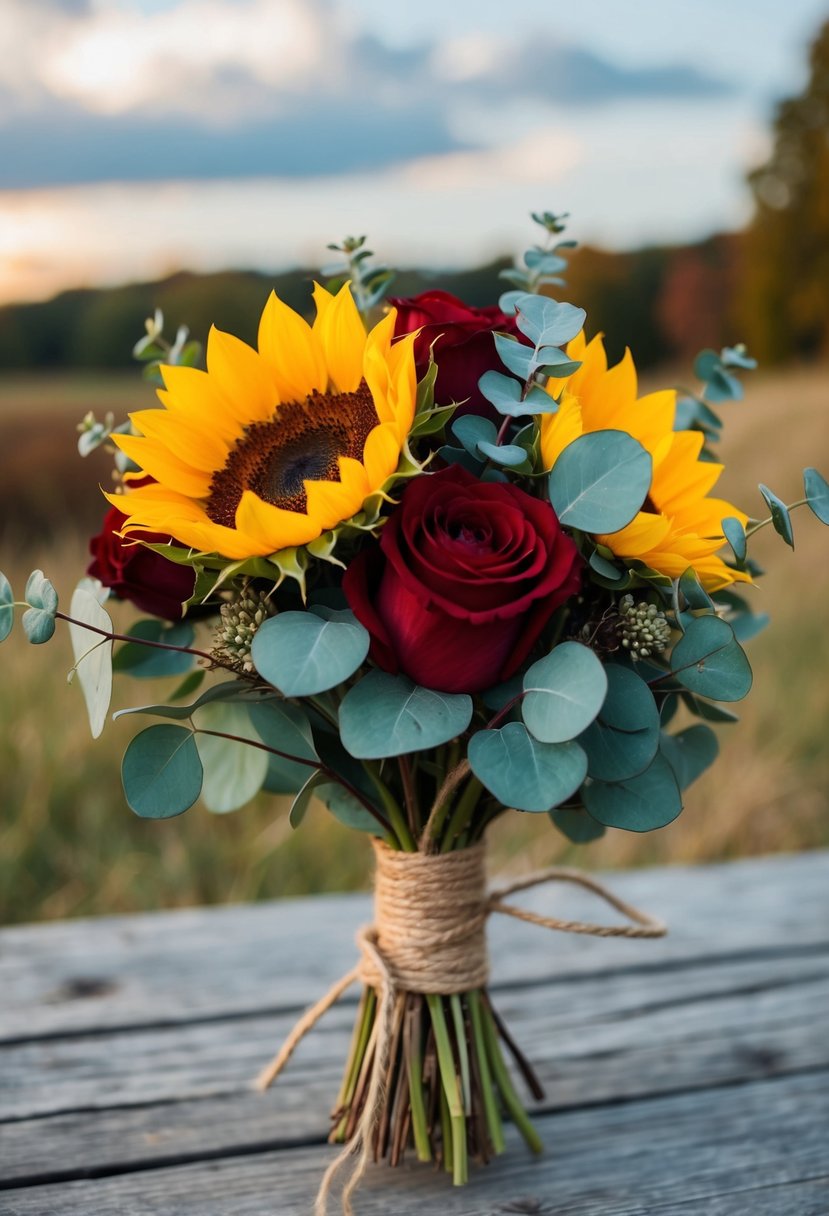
xmin=107 ymin=284 xmax=418 ymax=561
xmin=540 ymin=332 xmax=749 ymax=591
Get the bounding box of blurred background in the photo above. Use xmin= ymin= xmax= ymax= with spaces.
xmin=1 ymin=1 xmax=828 ymax=925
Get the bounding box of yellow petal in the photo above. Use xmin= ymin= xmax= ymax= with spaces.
xmin=113 ymin=434 xmax=212 ymax=498
xmin=312 ymin=282 xmax=366 ymax=393
xmin=206 ymin=325 xmax=278 ymax=424
xmin=158 ymin=365 xmax=241 ymax=446
xmin=539 ymin=393 xmax=583 ymax=470
xmin=235 ymin=490 xmax=319 ymax=552
xmin=129 ymin=408 xmax=228 ymax=473
xmin=362 ymin=423 xmax=402 ymax=487
xmin=257 ymin=290 xmax=327 ymax=402
xmin=362 ymin=309 xmax=396 ymax=423
xmin=599 ymin=511 xmax=672 ymax=557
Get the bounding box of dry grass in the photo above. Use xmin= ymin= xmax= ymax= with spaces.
xmin=1 ymin=367 xmax=827 ymax=924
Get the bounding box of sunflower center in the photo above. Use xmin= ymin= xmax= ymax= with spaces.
xmin=206 ymin=383 xmax=378 ymax=528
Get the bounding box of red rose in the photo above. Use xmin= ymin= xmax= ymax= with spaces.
xmin=391 ymin=290 xmax=527 ymax=420
xmin=343 ymin=467 xmax=583 ymax=694
xmin=88 ymin=504 xmax=196 ymax=621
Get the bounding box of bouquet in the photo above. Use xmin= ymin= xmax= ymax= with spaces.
xmin=3 ymin=212 xmax=827 ymax=1214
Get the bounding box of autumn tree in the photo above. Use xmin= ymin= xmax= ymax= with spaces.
xmin=740 ymin=19 xmax=829 ymax=362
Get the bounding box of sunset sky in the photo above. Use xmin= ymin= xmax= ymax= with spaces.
xmin=0 ymin=0 xmax=826 ymax=304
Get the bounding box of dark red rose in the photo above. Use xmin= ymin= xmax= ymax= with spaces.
xmin=343 ymin=466 xmax=583 ymax=694
xmin=88 ymin=504 xmax=196 ymax=621
xmin=391 ymin=290 xmax=528 ymax=420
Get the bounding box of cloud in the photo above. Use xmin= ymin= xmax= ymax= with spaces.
xmin=0 ymin=0 xmax=733 ymax=190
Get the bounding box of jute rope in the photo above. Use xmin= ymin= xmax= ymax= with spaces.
xmin=255 ymin=840 xmax=666 ymax=1214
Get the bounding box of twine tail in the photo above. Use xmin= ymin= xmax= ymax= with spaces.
xmin=488 ymin=866 xmax=667 ymax=939
xmin=315 ymin=930 xmax=396 ymax=1216
xmin=254 ymin=965 xmax=361 ymax=1092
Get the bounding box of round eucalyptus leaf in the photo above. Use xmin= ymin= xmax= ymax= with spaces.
xmin=477 ymin=371 xmax=526 ymax=417
xmin=582 ymin=753 xmax=682 ymax=832
xmin=804 ymin=467 xmax=829 ymax=525
xmin=669 ymin=616 xmax=752 ymax=702
xmin=659 ymin=725 xmax=719 ymax=791
xmin=193 ymin=701 xmax=269 ymax=813
xmin=22 ymin=606 xmax=56 ymax=644
xmin=122 ymin=723 xmax=203 ymax=819
xmin=340 ymin=671 xmax=473 ymax=759
xmin=251 ymin=609 xmax=369 ymax=696
xmin=68 ymin=586 xmax=114 ymax=739
xmin=549 ymin=806 xmax=606 ymax=843
xmin=578 ymin=664 xmax=660 ymax=782
xmin=468 ymin=722 xmax=587 ymax=812
xmin=317 ymin=782 xmax=385 ymax=835
xmin=548 ymin=430 xmax=652 ymax=533
xmin=249 ymin=699 xmax=319 ymax=794
xmin=25 ymin=569 xmax=58 ymax=614
xmin=522 ymin=641 xmax=608 ymax=743
xmin=0 ymin=572 xmax=13 ymax=643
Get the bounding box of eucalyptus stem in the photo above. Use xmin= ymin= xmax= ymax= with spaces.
xmin=366 ymin=765 xmax=416 ymax=852
xmin=450 ymin=994 xmax=472 ymax=1115
xmin=440 ymin=776 xmax=484 ymax=854
xmin=745 ymin=497 xmax=809 ymax=537
xmin=332 ymin=987 xmax=376 ymax=1142
xmin=405 ymin=996 xmax=432 ymax=1162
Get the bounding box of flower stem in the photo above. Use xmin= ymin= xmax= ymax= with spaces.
xmin=426 ymin=995 xmax=468 ymax=1185
xmin=480 ymin=998 xmax=542 ymax=1154
xmin=467 ymin=990 xmax=505 ymax=1154
xmin=366 ymin=764 xmax=416 ymax=852
xmin=404 ymin=995 xmax=432 ymax=1162
xmin=439 ymin=776 xmax=483 ymax=853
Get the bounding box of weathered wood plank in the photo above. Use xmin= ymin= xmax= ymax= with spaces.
xmin=2 ymin=949 xmax=826 ymax=1179
xmin=2 ymin=852 xmax=827 ymax=1041
xmin=1 ymin=1071 xmax=826 ymax=1215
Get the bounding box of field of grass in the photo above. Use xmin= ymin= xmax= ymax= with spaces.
xmin=1 ymin=367 xmax=828 ymax=925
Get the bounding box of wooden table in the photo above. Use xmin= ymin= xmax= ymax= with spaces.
xmin=2 ymin=851 xmax=828 ymax=1214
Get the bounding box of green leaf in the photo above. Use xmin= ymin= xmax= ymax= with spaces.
xmin=493 ymin=332 xmax=535 ymax=379
xmin=514 ymin=296 xmax=585 ymax=347
xmin=549 ymin=807 xmax=605 ymax=843
xmin=452 ymin=415 xmax=497 ymax=456
xmin=193 ymin=701 xmax=269 ymax=813
xmin=522 ymin=641 xmax=608 ymax=743
xmin=669 ymin=616 xmax=752 ymax=702
xmin=113 ymin=680 xmax=261 ymax=721
xmin=23 ymin=569 xmax=59 ymax=644
xmin=804 ymin=467 xmax=829 ymax=525
xmin=578 ymin=664 xmax=660 ymax=781
xmin=659 ymin=725 xmax=719 ymax=790
xmin=680 ymin=692 xmax=740 ymax=724
xmin=589 ymin=551 xmax=624 ymax=581
xmin=113 ymin=619 xmax=196 ymax=678
xmin=582 ymin=753 xmax=682 ymax=832
xmin=476 ymin=441 xmax=529 ymax=467
xmin=316 ymin=782 xmax=385 ymax=835
xmin=477 ymin=371 xmax=525 ymax=416
xmin=758 ymin=484 xmax=794 ymax=548
xmin=678 ymin=568 xmax=714 ymax=613
xmin=251 ymin=609 xmax=369 ymax=696
xmin=0 ymin=572 xmax=13 ymax=643
xmin=249 ymin=698 xmax=319 ymax=793
xmin=469 ymin=722 xmax=587 ymax=812
xmin=339 ymin=671 xmax=472 ymax=759
xmin=722 ymin=516 xmax=747 ymax=564
xmin=548 ymin=430 xmax=652 ymax=532
xmin=122 ymin=724 xmax=203 ymax=819
xmin=67 ymin=586 xmax=113 ymax=739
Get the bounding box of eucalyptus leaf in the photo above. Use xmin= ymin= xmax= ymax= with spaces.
xmin=289 ymin=769 xmax=328 ymax=828
xmin=122 ymin=723 xmax=203 ymax=819
xmin=578 ymin=664 xmax=660 ymax=781
xmin=22 ymin=606 xmax=56 ymax=644
xmin=582 ymin=753 xmax=682 ymax=832
xmin=522 ymin=641 xmax=608 ymax=743
xmin=549 ymin=807 xmax=606 ymax=843
xmin=468 ymin=722 xmax=587 ymax=812
xmin=22 ymin=569 xmax=59 ymax=644
xmin=680 ymin=692 xmax=740 ymax=724
xmin=758 ymin=484 xmax=794 ymax=548
xmin=67 ymin=586 xmax=113 ymax=739
xmin=112 ymin=680 xmax=261 ymax=721
xmin=548 ymin=430 xmax=652 ymax=533
xmin=669 ymin=616 xmax=752 ymax=701
xmin=0 ymin=572 xmax=13 ymax=643
xmin=514 ymin=296 xmax=585 ymax=347
xmin=659 ymin=724 xmax=719 ymax=790
xmin=452 ymin=415 xmax=497 ymax=456
xmin=476 ymin=441 xmax=529 ymax=467
xmin=804 ymin=467 xmax=829 ymax=525
xmin=477 ymin=370 xmax=524 ymax=415
xmin=340 ymin=671 xmax=473 ymax=759
xmin=251 ymin=609 xmax=369 ymax=696
xmin=249 ymin=698 xmax=319 ymax=793
xmin=493 ymin=332 xmax=535 ymax=379
xmin=722 ymin=516 xmax=747 ymax=564
xmin=193 ymin=701 xmax=269 ymax=813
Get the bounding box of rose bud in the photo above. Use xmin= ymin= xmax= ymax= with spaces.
xmin=343 ymin=466 xmax=583 ymax=695
xmin=88 ymin=503 xmax=196 ymax=621
xmin=391 ymin=290 xmax=528 ymax=421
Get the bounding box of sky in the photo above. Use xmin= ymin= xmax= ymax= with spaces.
xmin=0 ymin=0 xmax=826 ymax=304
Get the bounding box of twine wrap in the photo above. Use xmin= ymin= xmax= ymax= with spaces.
xmin=255 ymin=843 xmax=666 ymax=1215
